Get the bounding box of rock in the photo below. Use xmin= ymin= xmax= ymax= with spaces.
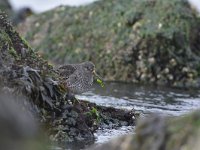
xmin=90 ymin=110 xmax=200 ymax=150
xmin=0 ymin=13 xmax=136 ymax=143
xmin=0 ymin=90 xmax=47 ymax=150
xmin=17 ymin=0 xmax=200 ymax=88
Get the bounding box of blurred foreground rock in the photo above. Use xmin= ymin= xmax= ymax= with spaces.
xmin=0 ymin=91 xmax=47 ymax=150
xmin=91 ymin=110 xmax=200 ymax=150
xmin=17 ymin=0 xmax=200 ymax=88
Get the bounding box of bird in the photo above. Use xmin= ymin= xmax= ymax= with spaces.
xmin=57 ymin=61 xmax=102 ymax=95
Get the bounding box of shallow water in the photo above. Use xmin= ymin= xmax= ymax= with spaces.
xmin=77 ymin=82 xmax=200 ymax=145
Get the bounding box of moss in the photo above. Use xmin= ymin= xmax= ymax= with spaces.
xmin=85 ymin=107 xmax=101 ymax=123
xmin=9 ymin=47 xmax=18 ymax=58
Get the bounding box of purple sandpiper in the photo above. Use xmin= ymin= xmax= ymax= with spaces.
xmin=57 ymin=61 xmax=101 ymax=95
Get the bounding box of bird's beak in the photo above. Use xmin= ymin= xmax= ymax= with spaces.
xmin=93 ymin=70 xmax=103 ymax=81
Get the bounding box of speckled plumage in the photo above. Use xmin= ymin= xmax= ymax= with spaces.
xmin=57 ymin=61 xmax=95 ymax=94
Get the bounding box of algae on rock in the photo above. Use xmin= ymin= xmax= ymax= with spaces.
xmin=18 ymin=0 xmax=200 ymax=88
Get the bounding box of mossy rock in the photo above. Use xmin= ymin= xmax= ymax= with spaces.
xmin=91 ymin=110 xmax=200 ymax=150
xmin=17 ymin=0 xmax=200 ymax=88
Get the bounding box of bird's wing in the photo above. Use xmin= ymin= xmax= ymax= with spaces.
xmin=66 ymin=73 xmax=80 ymax=87
xmin=57 ymin=64 xmax=76 ymax=78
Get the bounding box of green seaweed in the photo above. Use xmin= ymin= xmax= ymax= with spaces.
xmin=97 ymin=78 xmax=104 ymax=87
xmin=85 ymin=107 xmax=101 ymax=123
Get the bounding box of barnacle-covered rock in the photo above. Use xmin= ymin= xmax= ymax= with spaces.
xmin=18 ymin=0 xmax=200 ymax=88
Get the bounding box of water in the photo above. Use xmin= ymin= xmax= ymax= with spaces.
xmin=77 ymin=82 xmax=200 ymax=144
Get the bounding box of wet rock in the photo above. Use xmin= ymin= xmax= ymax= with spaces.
xmin=66 ymin=117 xmax=76 ymax=126
xmin=17 ymin=0 xmax=200 ymax=88
xmin=69 ymin=110 xmax=79 ymax=118
xmin=69 ymin=127 xmax=78 ymax=136
xmin=90 ymin=110 xmax=200 ymax=150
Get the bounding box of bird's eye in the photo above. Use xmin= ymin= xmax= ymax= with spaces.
xmin=87 ymin=66 xmax=93 ymax=72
